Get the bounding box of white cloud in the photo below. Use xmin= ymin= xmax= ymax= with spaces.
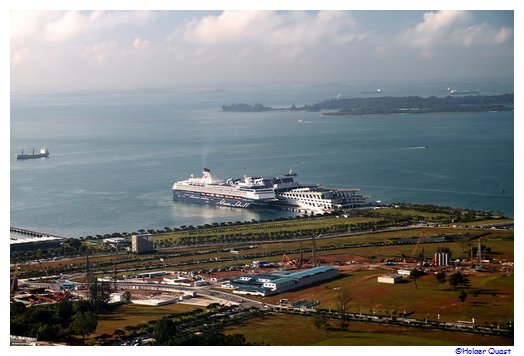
xmin=400 ymin=10 xmax=513 ymax=56
xmin=182 ymin=10 xmax=361 ymax=47
xmin=133 ymin=38 xmax=150 ymax=50
xmin=45 ymin=11 xmax=87 ymax=42
xmin=10 ymin=48 xmax=29 ymax=64
xmin=401 ymin=10 xmax=472 ymax=48
xmin=415 ymin=11 xmax=471 ymax=36
xmin=10 ymin=11 xmax=46 ymax=40
xmin=11 ymin=11 xmax=154 ymax=43
xmin=451 ymin=24 xmax=513 ymax=47
xmin=85 ymin=41 xmax=120 ymax=65
xmin=183 ymin=11 xmax=274 ymax=44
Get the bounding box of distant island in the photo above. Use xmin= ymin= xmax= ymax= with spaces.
xmin=221 ymin=103 xmax=273 ymax=112
xmin=221 ymin=94 xmax=513 ymax=115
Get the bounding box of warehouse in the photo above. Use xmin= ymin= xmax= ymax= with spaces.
xmin=231 ymin=266 xmax=340 ymax=296
xmin=10 ymin=233 xmax=66 ymax=252
xmin=378 ymin=274 xmax=403 ymax=284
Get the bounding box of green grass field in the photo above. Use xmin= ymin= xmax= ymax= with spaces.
xmin=224 ymin=313 xmax=512 ymax=346
xmin=92 ymin=303 xmax=200 ymax=337
xmin=154 ymin=216 xmax=382 ymax=242
xmin=371 ymin=208 xmax=452 ymax=221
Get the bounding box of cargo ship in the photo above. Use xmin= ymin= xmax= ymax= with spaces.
xmin=16 ymin=147 xmax=49 ymax=160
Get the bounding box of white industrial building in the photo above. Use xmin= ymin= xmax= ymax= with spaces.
xmin=131 ymin=296 xmax=180 ymax=306
xmin=163 ymin=276 xmax=192 ymax=286
xmin=109 ymin=292 xmax=126 ymax=304
xmin=378 ymin=274 xmax=403 ymax=284
xmin=397 ymin=269 xmax=414 ymax=276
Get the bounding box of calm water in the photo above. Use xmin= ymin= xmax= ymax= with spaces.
xmin=10 ymin=83 xmax=514 ymax=237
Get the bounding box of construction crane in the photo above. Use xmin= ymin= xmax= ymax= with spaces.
xmin=113 ymin=267 xmax=117 ymax=292
xmin=10 ymin=261 xmax=20 ymax=293
xmin=85 ymin=253 xmax=92 ymax=292
xmin=37 ymin=260 xmax=50 ymax=278
xmin=280 ymin=253 xmax=297 ymax=268
xmin=475 ymin=237 xmax=483 ymax=271
xmin=312 ymin=234 xmax=317 ymax=267
xmin=296 ymin=242 xmax=304 ymax=268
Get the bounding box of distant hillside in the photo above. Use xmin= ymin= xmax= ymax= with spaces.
xmin=315 ymin=94 xmax=514 ymax=115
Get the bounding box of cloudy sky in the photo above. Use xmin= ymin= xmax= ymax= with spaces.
xmin=10 ymin=10 xmax=514 ymax=91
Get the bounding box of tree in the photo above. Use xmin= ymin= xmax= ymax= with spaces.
xmin=71 ymin=311 xmax=98 ymax=341
xmin=312 ymin=315 xmax=330 ymax=337
xmin=123 ymin=291 xmax=132 ymax=302
xmin=113 ymin=329 xmax=126 ymax=340
xmin=313 ymin=315 xmax=325 ymax=331
xmin=206 ymin=303 xmax=221 ymax=310
xmin=449 ymin=272 xmax=471 ymax=290
xmin=153 ymin=317 xmax=177 ymax=345
xmin=337 ymin=289 xmax=351 ymax=331
xmin=458 ymin=291 xmax=468 ymax=303
xmin=435 ymin=271 xmax=447 ymax=285
xmin=35 ymin=323 xmax=60 ymax=341
xmin=174 ymin=331 xmax=250 ymax=346
xmin=57 ymin=299 xmax=73 ymax=326
xmin=411 ymin=269 xmax=425 ymax=290
xmin=88 ymin=280 xmax=111 ymax=311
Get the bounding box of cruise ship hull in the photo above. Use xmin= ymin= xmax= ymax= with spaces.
xmin=172 ymin=189 xmax=270 ymax=209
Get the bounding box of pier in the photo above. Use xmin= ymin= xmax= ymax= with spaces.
xmin=10 ymin=227 xmax=66 ymax=239
xmin=10 ymin=227 xmax=67 ymax=252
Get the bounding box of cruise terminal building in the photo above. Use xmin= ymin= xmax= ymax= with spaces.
xmin=226 ymin=266 xmax=340 ymax=296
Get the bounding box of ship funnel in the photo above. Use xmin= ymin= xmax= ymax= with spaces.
xmin=202 ymin=168 xmax=220 ymax=183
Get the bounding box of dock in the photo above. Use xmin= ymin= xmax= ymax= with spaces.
xmin=10 ymin=227 xmax=67 ymax=252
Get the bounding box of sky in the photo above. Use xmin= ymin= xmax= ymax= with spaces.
xmin=9 ymin=10 xmax=514 ymax=92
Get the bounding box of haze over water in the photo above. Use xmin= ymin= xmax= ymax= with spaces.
xmin=10 ymin=81 xmax=514 ymax=237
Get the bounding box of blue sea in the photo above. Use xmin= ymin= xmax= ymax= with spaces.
xmin=10 ymin=81 xmax=514 ymax=237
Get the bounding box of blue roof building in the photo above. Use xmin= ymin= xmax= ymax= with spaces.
xmin=230 ymin=266 xmax=340 ymax=296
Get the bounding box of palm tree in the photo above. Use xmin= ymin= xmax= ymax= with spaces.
xmin=411 ymin=269 xmax=425 ymax=290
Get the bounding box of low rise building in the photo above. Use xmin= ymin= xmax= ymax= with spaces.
xmin=397 ymin=269 xmax=413 ymax=276
xmin=131 ymin=296 xmax=179 ymax=306
xmin=378 ymin=274 xmax=403 ymax=284
xmin=163 ymin=276 xmax=192 ymax=286
xmin=109 ymin=292 xmax=126 ymax=304
xmin=133 ymin=271 xmax=168 ymax=279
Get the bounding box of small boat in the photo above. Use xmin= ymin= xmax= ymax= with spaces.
xmin=16 ymin=147 xmax=49 ymax=160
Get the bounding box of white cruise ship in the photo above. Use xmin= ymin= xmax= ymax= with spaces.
xmin=172 ymin=168 xmax=369 ymax=211
xmin=172 ymin=168 xmax=276 ymax=208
